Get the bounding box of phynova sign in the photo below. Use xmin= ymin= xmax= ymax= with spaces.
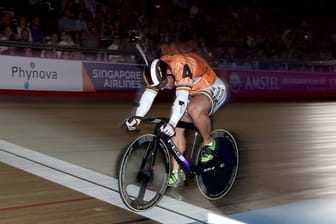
xmin=0 ymin=55 xmax=82 ymax=91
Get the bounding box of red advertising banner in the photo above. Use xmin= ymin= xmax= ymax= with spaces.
xmin=217 ymin=69 xmax=336 ymax=101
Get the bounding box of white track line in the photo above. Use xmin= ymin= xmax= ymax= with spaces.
xmin=0 ymin=139 xmax=244 ymax=224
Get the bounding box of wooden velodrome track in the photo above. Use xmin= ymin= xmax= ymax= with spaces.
xmin=1 ymin=94 xmax=336 ymax=223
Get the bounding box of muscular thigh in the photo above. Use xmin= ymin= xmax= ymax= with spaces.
xmin=187 ymin=94 xmax=212 ymax=117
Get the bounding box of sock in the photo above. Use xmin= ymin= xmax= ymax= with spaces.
xmin=204 ymin=140 xmax=214 ymax=147
xmin=205 ymin=140 xmax=216 ymax=151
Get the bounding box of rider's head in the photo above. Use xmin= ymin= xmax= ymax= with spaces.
xmin=144 ymin=59 xmax=169 ymax=87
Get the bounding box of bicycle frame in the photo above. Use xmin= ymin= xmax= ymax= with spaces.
xmin=152 ymin=119 xmax=201 ymax=176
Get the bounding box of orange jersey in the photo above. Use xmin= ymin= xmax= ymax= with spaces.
xmin=161 ymin=53 xmax=217 ymax=95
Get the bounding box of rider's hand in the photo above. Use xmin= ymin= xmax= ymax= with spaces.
xmin=125 ymin=117 xmax=140 ymax=131
xmin=160 ymin=123 xmax=175 ymax=137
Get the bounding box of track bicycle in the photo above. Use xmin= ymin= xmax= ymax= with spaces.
xmin=118 ymin=116 xmax=239 ymax=211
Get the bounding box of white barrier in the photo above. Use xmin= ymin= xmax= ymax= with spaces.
xmin=0 ymin=55 xmax=83 ymax=92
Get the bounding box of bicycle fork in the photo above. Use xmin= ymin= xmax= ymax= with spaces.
xmin=137 ymin=138 xmax=159 ymax=183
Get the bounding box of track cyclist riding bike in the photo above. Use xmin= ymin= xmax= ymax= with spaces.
xmin=125 ymin=49 xmax=228 ymax=188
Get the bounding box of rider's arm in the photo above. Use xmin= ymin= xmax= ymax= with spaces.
xmin=169 ymin=88 xmax=190 ymax=127
xmin=135 ymin=87 xmax=158 ymax=117
xmin=167 ymin=60 xmax=193 ymax=127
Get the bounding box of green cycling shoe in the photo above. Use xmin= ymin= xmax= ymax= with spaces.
xmin=200 ymin=140 xmax=216 ymax=163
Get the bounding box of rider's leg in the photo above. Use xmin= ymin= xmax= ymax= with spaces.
xmin=187 ymin=94 xmax=218 ymax=163
xmin=168 ymin=116 xmax=189 ymax=187
xmin=187 ymin=94 xmax=213 ymax=145
xmin=171 ymin=126 xmax=186 ymax=171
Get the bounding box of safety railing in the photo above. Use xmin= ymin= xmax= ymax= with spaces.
xmin=1 ymin=40 xmax=336 ymax=72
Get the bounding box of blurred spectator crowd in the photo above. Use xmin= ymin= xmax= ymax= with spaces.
xmin=1 ymin=0 xmax=336 ymax=69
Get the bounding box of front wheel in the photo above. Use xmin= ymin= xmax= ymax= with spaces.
xmin=196 ymin=129 xmax=239 ymax=200
xmin=118 ymin=134 xmax=171 ymax=211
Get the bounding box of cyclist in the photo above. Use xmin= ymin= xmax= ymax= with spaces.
xmin=126 ymin=51 xmax=228 ymax=187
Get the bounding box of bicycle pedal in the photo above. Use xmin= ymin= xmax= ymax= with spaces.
xmin=179 ymin=169 xmax=186 ymax=182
